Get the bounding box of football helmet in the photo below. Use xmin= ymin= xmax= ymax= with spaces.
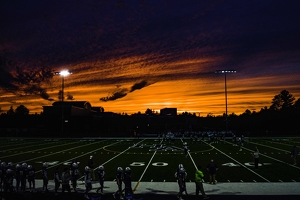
xmin=6 ymin=169 xmax=13 ymax=174
xmin=22 ymin=163 xmax=27 ymax=168
xmin=72 ymin=162 xmax=78 ymax=168
xmin=85 ymin=166 xmax=90 ymax=171
xmin=178 ymin=164 xmax=183 ymax=169
xmin=28 ymin=165 xmax=32 ymax=170
xmin=43 ymin=162 xmax=48 ymax=168
xmin=179 ymin=167 xmax=185 ymax=173
xmin=98 ymin=165 xmax=104 ymax=170
xmin=16 ymin=164 xmax=21 ymax=169
xmin=125 ymin=167 xmax=131 ymax=172
xmin=117 ymin=167 xmax=123 ymax=172
xmin=0 ymin=162 xmax=6 ymax=167
xmin=7 ymin=162 xmax=13 ymax=167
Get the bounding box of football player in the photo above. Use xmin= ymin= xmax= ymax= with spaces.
xmin=20 ymin=163 xmax=28 ymax=192
xmin=41 ymin=162 xmax=49 ymax=192
xmin=71 ymin=162 xmax=80 ymax=192
xmin=7 ymin=162 xmax=13 ymax=170
xmin=113 ymin=167 xmax=124 ymax=199
xmin=124 ymin=167 xmax=133 ymax=199
xmin=54 ymin=167 xmax=61 ymax=195
xmin=233 ymin=134 xmax=237 ymax=146
xmin=183 ymin=142 xmax=189 ymax=158
xmin=241 ymin=135 xmax=245 ymax=146
xmin=4 ymin=168 xmax=14 ymax=193
xmin=175 ymin=165 xmax=188 ymax=200
xmin=84 ymin=166 xmax=92 ymax=199
xmin=0 ymin=162 xmax=6 ymax=190
xmin=61 ymin=167 xmax=71 ymax=194
xmin=27 ymin=165 xmax=35 ymax=192
xmin=96 ymin=165 xmax=105 ymax=194
xmin=15 ymin=164 xmax=21 ymax=191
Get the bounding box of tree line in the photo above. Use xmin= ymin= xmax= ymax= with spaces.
xmin=0 ymin=90 xmax=299 ymax=136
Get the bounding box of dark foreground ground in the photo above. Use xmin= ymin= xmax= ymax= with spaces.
xmin=1 ymin=192 xmax=300 ymax=200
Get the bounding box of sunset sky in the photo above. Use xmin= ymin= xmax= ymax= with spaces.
xmin=1 ymin=0 xmax=300 ymax=116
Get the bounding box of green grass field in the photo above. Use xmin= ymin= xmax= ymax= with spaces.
xmin=1 ymin=137 xmax=300 ymax=184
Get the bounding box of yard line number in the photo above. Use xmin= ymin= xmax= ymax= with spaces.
xmin=130 ymin=162 xmax=168 ymax=167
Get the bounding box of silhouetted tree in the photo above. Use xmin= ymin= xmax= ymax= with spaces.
xmin=294 ymin=98 xmax=300 ymax=110
xmin=242 ymin=109 xmax=252 ymax=116
xmin=270 ymin=90 xmax=295 ymax=110
xmin=206 ymin=113 xmax=214 ymax=117
xmin=7 ymin=106 xmax=15 ymax=115
xmin=145 ymin=108 xmax=154 ymax=115
xmin=15 ymin=105 xmax=29 ymax=116
xmin=66 ymin=92 xmax=74 ymax=100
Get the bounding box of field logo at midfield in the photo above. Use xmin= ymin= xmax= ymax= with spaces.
xmin=130 ymin=143 xmax=183 ymax=152
xmin=130 ymin=162 xmax=168 ymax=167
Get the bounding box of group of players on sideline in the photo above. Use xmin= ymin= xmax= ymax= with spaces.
xmin=0 ymin=156 xmax=121 ymax=199
xmin=0 ymin=136 xmax=298 ymax=199
xmin=0 ymin=154 xmax=217 ymax=200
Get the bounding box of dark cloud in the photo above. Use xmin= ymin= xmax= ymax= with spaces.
xmin=100 ymin=80 xmax=154 ymax=102
xmin=0 ymin=57 xmax=54 ymax=100
xmin=100 ymin=88 xmax=128 ymax=102
xmin=130 ymin=80 xmax=152 ymax=92
xmin=0 ymin=57 xmax=18 ymax=91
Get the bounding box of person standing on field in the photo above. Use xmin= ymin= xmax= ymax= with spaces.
xmin=253 ymin=147 xmax=259 ymax=169
xmin=207 ymin=160 xmax=218 ymax=184
xmin=54 ymin=167 xmax=61 ymax=195
xmin=88 ymin=156 xmax=95 ymax=180
xmin=61 ymin=167 xmax=71 ymax=194
xmin=195 ymin=165 xmax=209 ymax=199
xmin=291 ymin=145 xmax=298 ymax=165
xmin=113 ymin=167 xmax=124 ymax=199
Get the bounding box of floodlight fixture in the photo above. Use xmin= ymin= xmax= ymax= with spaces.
xmin=215 ymin=70 xmax=236 ymax=74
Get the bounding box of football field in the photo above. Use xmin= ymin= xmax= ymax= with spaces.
xmin=1 ymin=136 xmax=300 ymax=187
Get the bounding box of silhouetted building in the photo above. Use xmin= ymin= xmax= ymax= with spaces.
xmin=42 ymin=101 xmax=107 ymax=136
xmin=160 ymin=108 xmax=177 ymax=116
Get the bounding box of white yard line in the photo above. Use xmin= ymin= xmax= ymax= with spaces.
xmin=16 ymin=140 xmax=107 ymax=166
xmin=263 ymin=139 xmax=298 ymax=147
xmin=1 ymin=141 xmax=80 ymax=159
xmin=248 ymin=141 xmax=290 ymax=153
xmin=35 ymin=140 xmax=121 ymax=174
xmin=101 ymin=139 xmax=146 ymax=166
xmin=225 ymin=140 xmax=300 ymax=170
xmin=0 ymin=140 xmax=46 ymax=150
xmin=203 ymin=141 xmax=270 ymax=182
xmin=180 ymin=139 xmax=198 ymax=170
xmin=133 ymin=138 xmax=164 ymax=192
xmin=76 ymin=139 xmax=146 ymax=181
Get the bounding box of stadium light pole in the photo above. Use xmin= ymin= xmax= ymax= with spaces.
xmin=55 ymin=70 xmax=72 ymax=135
xmin=215 ymin=70 xmax=236 ymax=134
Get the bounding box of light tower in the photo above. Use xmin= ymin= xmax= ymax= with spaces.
xmin=55 ymin=70 xmax=72 ymax=135
xmin=215 ymin=70 xmax=236 ymax=134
